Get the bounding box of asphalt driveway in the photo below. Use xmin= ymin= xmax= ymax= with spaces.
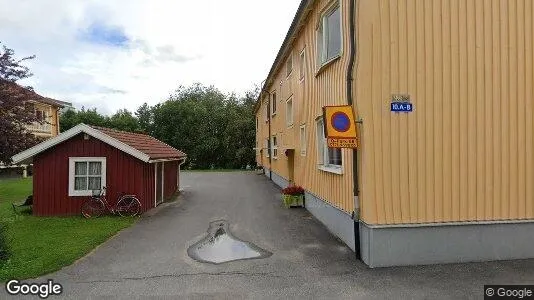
xmin=6 ymin=171 xmax=534 ymax=299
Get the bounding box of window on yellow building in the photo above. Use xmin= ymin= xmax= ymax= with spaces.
xmin=286 ymin=54 xmax=293 ymax=78
xmin=265 ymin=139 xmax=270 ymax=158
xmin=299 ymin=48 xmax=305 ymax=81
xmin=300 ymin=125 xmax=306 ymax=156
xmin=317 ymin=2 xmax=341 ymax=67
xmin=286 ymin=97 xmax=293 ymax=127
xmin=316 ymin=118 xmax=342 ymax=173
xmin=272 ymin=135 xmax=278 ymax=158
xmin=35 ymin=109 xmax=47 ymax=121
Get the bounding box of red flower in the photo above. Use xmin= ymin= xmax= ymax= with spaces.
xmin=282 ymin=185 xmax=305 ymax=196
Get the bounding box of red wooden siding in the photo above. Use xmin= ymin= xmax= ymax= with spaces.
xmin=33 ymin=133 xmax=156 ymax=216
xmin=163 ymin=161 xmax=178 ymax=199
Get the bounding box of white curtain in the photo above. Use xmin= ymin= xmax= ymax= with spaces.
xmin=88 ymin=162 xmax=102 ymax=175
xmin=75 ymin=162 xmax=87 ymax=175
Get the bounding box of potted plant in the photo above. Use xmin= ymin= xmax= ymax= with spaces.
xmin=281 ymin=185 xmax=305 ymax=208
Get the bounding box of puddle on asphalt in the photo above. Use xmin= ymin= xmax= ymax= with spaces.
xmin=187 ymin=220 xmax=272 ymax=264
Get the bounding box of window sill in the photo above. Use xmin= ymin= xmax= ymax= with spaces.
xmin=318 ymin=165 xmax=343 ymax=175
xmin=69 ymin=191 xmax=98 ymax=197
xmin=315 ymin=54 xmax=341 ymax=77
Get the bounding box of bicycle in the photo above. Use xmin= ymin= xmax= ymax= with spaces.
xmin=81 ymin=187 xmax=141 ymax=218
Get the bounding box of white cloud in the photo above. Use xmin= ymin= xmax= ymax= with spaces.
xmin=0 ymin=0 xmax=300 ymax=114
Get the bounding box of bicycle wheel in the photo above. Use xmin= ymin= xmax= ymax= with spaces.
xmin=117 ymin=196 xmax=141 ymax=217
xmin=81 ymin=199 xmax=104 ymax=218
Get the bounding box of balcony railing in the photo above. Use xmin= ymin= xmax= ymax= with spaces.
xmin=26 ymin=122 xmax=52 ymax=133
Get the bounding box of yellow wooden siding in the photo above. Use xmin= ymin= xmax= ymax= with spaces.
xmin=50 ymin=105 xmax=59 ymax=136
xmin=29 ymin=102 xmax=60 ymax=137
xmin=356 ymin=0 xmax=534 ymax=224
xmin=256 ymin=0 xmax=355 ymax=214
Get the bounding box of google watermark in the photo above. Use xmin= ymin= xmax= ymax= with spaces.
xmin=485 ymin=285 xmax=534 ymax=299
xmin=5 ymin=279 xmax=63 ymax=299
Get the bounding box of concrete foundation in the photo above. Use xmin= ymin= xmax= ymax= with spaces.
xmin=360 ymin=220 xmax=534 ymax=267
xmin=305 ymin=191 xmax=356 ymax=252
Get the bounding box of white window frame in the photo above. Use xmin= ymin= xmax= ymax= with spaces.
xmin=315 ymin=118 xmax=343 ymax=174
xmin=299 ymin=48 xmax=306 ymax=81
xmin=286 ymin=54 xmax=293 ymax=78
xmin=272 ymin=135 xmax=278 ymax=159
xmin=316 ymin=2 xmax=342 ymax=69
xmin=271 ymin=91 xmax=277 ymax=116
xmin=68 ymin=157 xmax=107 ymax=197
xmin=300 ymin=124 xmax=307 ymax=156
xmin=286 ymin=97 xmax=294 ymax=127
xmin=265 ymin=139 xmax=270 ymax=158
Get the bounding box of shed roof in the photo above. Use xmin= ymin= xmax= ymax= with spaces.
xmin=92 ymin=126 xmax=186 ymax=160
xmin=12 ymin=124 xmax=186 ymax=164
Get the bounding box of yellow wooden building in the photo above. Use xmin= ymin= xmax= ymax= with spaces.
xmin=2 ymin=78 xmax=68 ymax=138
xmin=255 ymin=0 xmax=534 ymax=267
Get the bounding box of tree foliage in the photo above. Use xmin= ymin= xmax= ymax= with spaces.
xmin=148 ymin=84 xmax=257 ymax=169
xmin=0 ymin=42 xmax=40 ymax=164
xmin=59 ymin=83 xmax=258 ymax=170
xmin=60 ymin=107 xmax=139 ymax=133
xmin=0 ymin=42 xmax=35 ymax=82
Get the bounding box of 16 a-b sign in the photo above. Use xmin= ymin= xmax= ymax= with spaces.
xmin=322 ymin=105 xmax=358 ymax=148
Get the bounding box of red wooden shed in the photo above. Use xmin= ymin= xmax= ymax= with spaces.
xmin=12 ymin=124 xmax=187 ymax=216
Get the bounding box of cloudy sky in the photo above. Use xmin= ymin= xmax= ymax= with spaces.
xmin=0 ymin=0 xmax=300 ymax=115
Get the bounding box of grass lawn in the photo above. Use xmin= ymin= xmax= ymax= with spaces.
xmin=0 ymin=177 xmax=137 ymax=281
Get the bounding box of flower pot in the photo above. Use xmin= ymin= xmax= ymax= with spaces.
xmin=282 ymin=194 xmax=304 ymax=208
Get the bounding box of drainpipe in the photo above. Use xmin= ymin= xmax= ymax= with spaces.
xmin=346 ymin=0 xmax=360 ymax=258
xmin=265 ymin=90 xmax=272 ymax=181
xmin=178 ymin=158 xmax=186 ymax=169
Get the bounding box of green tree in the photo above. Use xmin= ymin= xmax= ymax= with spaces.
xmin=149 ymin=83 xmax=257 ymax=170
xmin=59 ymin=107 xmax=110 ymax=131
xmin=59 ymin=109 xmax=79 ymax=131
xmin=109 ymin=109 xmax=139 ymax=132
xmin=135 ymin=103 xmax=153 ymax=134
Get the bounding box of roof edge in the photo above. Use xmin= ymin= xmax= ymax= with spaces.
xmin=12 ymin=124 xmax=151 ymax=164
xmin=254 ymin=0 xmax=315 ymax=113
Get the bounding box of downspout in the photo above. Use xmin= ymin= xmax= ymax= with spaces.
xmin=266 ymin=91 xmax=272 ymax=181
xmin=346 ymin=0 xmax=360 ymax=258
xmin=178 ymin=157 xmax=186 ymax=169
